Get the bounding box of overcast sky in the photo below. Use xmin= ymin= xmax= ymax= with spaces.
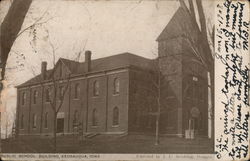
xmin=0 ymin=0 xmax=214 ymax=137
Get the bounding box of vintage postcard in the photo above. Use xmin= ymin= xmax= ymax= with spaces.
xmin=0 ymin=0 xmax=249 ymax=160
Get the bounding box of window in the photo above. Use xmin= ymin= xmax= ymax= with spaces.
xmin=59 ymin=86 xmax=65 ymax=100
xmin=33 ymin=90 xmax=38 ymax=104
xmin=134 ymin=109 xmax=140 ymax=127
xmin=45 ymin=89 xmax=51 ymax=102
xmin=32 ymin=114 xmax=37 ymax=129
xmin=20 ymin=114 xmax=24 ymax=129
xmin=92 ymin=109 xmax=98 ymax=126
xmin=198 ymin=84 xmax=204 ymax=100
xmin=193 ymin=81 xmax=198 ymax=100
xmin=113 ymin=78 xmax=120 ymax=94
xmin=93 ymin=80 xmax=99 ymax=96
xmin=44 ymin=112 xmax=48 ymax=128
xmin=112 ymin=107 xmax=119 ymax=126
xmin=21 ymin=92 xmax=26 ymax=105
xmin=74 ymin=83 xmax=80 ymax=99
xmin=59 ymin=64 xmax=63 ymax=77
xmin=146 ymin=107 xmax=153 ymax=128
xmin=166 ymin=82 xmax=172 ymax=97
xmin=73 ymin=110 xmax=78 ymax=125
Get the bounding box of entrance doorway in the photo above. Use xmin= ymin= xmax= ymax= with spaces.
xmin=56 ymin=112 xmax=65 ymax=133
xmin=189 ymin=107 xmax=202 ymax=136
xmin=57 ymin=118 xmax=64 ymax=133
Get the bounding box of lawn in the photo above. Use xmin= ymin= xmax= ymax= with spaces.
xmin=1 ymin=134 xmax=214 ymax=154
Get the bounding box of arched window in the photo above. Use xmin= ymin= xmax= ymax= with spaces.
xmin=74 ymin=83 xmax=80 ymax=99
xmin=20 ymin=114 xmax=24 ymax=129
xmin=92 ymin=109 xmax=98 ymax=126
xmin=21 ymin=92 xmax=26 ymax=105
xmin=33 ymin=90 xmax=38 ymax=104
xmin=44 ymin=112 xmax=48 ymax=128
xmin=32 ymin=114 xmax=37 ymax=128
xmin=45 ymin=89 xmax=51 ymax=102
xmin=113 ymin=78 xmax=120 ymax=94
xmin=93 ymin=81 xmax=99 ymax=96
xmin=112 ymin=107 xmax=119 ymax=126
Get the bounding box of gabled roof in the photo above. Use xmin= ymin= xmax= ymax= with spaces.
xmin=156 ymin=4 xmax=213 ymax=69
xmin=156 ymin=6 xmax=199 ymax=41
xmin=91 ymin=52 xmax=154 ymax=72
xmin=17 ymin=52 xmax=155 ymax=88
xmin=18 ymin=69 xmax=53 ymax=87
xmin=59 ymin=58 xmax=82 ymax=73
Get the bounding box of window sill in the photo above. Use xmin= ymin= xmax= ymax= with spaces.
xmin=91 ymin=126 xmax=98 ymax=128
xmin=112 ymin=125 xmax=119 ymax=128
xmin=166 ymin=96 xmax=175 ymax=99
xmin=112 ymin=93 xmax=119 ymax=96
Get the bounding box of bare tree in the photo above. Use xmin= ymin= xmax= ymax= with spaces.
xmin=0 ymin=0 xmax=33 ymax=80
xmin=148 ymin=0 xmax=215 ymax=144
xmin=22 ymin=25 xmax=87 ymax=151
xmin=138 ymin=53 xmax=172 ymax=145
xmin=179 ymin=0 xmax=214 ymax=139
xmin=0 ymin=0 xmax=52 ymax=79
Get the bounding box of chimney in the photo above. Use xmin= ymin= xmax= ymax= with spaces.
xmin=85 ymin=50 xmax=92 ymax=72
xmin=41 ymin=61 xmax=47 ymax=80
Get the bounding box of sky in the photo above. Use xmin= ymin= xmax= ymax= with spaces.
xmin=0 ymin=0 xmax=214 ymax=138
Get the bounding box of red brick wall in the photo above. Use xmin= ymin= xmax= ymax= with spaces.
xmin=128 ymin=68 xmax=157 ymax=133
xmin=158 ymin=37 xmax=183 ymax=135
xmin=17 ymin=69 xmax=130 ymax=135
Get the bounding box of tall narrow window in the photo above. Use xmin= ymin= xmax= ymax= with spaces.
xmin=112 ymin=107 xmax=119 ymax=126
xmin=113 ymin=78 xmax=120 ymax=94
xmin=93 ymin=81 xmax=99 ymax=96
xmin=92 ymin=109 xmax=98 ymax=126
xmin=73 ymin=110 xmax=78 ymax=125
xmin=59 ymin=86 xmax=65 ymax=100
xmin=193 ymin=81 xmax=198 ymax=100
xmin=46 ymin=89 xmax=51 ymax=102
xmin=21 ymin=92 xmax=26 ymax=105
xmin=147 ymin=107 xmax=153 ymax=128
xmin=20 ymin=114 xmax=24 ymax=129
xmin=198 ymin=82 xmax=205 ymax=101
xmin=33 ymin=90 xmax=38 ymax=104
xmin=59 ymin=64 xmax=63 ymax=77
xmin=44 ymin=112 xmax=48 ymax=128
xmin=74 ymin=83 xmax=80 ymax=99
xmin=32 ymin=114 xmax=37 ymax=128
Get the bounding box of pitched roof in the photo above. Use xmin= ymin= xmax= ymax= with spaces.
xmin=156 ymin=6 xmax=199 ymax=41
xmin=17 ymin=52 xmax=155 ymax=88
xmin=18 ymin=69 xmax=53 ymax=87
xmin=91 ymin=52 xmax=154 ymax=72
xmin=156 ymin=5 xmax=213 ymax=69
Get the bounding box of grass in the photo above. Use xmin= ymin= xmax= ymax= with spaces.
xmin=2 ymin=134 xmax=214 ymax=154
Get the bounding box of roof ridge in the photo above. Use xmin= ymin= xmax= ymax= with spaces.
xmin=92 ymin=52 xmax=153 ymax=62
xmin=59 ymin=57 xmax=82 ymax=63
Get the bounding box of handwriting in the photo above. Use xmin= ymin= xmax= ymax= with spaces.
xmin=215 ymin=0 xmax=249 ymax=160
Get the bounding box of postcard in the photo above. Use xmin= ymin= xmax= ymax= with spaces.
xmin=0 ymin=0 xmax=249 ymax=160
